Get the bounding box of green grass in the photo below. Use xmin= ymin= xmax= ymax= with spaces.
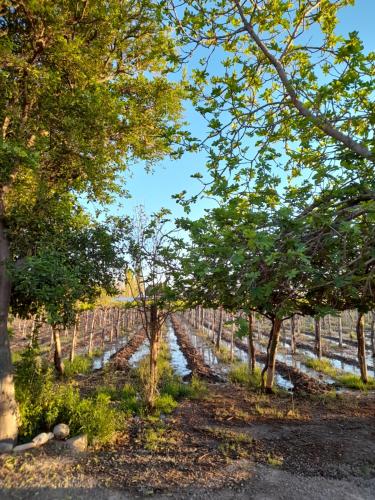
xmin=215 ymin=344 xmax=233 ymax=363
xmin=336 ymin=373 xmax=375 ymax=391
xmin=304 ymin=357 xmax=375 ymax=391
xmin=228 ymin=362 xmax=262 ymax=389
xmin=304 ymin=357 xmax=338 ymax=378
xmin=64 ymin=355 xmax=92 ymax=377
xmin=11 ymin=351 xmax=23 ymax=364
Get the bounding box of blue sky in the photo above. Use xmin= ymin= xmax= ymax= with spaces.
xmin=94 ymin=0 xmax=375 ymax=223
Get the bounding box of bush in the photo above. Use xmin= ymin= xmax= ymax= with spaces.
xmin=14 ymin=347 xmax=120 ymax=444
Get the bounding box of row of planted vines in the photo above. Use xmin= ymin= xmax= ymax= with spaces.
xmin=10 ymin=306 xmax=141 ymax=376
xmin=180 ymin=307 xmax=375 ymax=392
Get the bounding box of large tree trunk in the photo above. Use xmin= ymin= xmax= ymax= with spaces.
xmin=52 ymin=326 xmax=64 ymax=376
xmin=148 ymin=304 xmax=160 ymax=409
xmin=262 ymin=318 xmax=282 ymax=393
xmin=216 ymin=306 xmax=223 ymax=349
xmin=247 ymin=313 xmax=255 ymax=374
xmin=0 ymin=218 xmax=18 ymax=451
xmin=356 ymin=312 xmax=368 ymax=383
xmin=314 ymin=317 xmax=322 ymax=359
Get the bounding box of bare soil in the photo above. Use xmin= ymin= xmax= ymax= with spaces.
xmin=1 ymin=370 xmax=374 ymax=499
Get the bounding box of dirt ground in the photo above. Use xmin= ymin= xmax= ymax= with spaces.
xmin=1 ymin=375 xmax=375 ymax=499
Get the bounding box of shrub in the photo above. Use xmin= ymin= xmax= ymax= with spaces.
xmin=14 ymin=347 xmax=120 ymax=444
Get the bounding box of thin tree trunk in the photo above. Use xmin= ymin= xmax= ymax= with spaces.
xmin=247 ymin=313 xmax=255 ymax=374
xmin=0 ymin=217 xmax=18 ymax=451
xmin=290 ymin=315 xmax=296 ymax=354
xmin=230 ymin=316 xmax=234 ymax=362
xmin=216 ymin=306 xmax=223 ymax=349
xmin=88 ymin=309 xmax=96 ymax=356
xmin=52 ymin=326 xmax=64 ymax=376
xmin=148 ymin=304 xmax=160 ymax=409
xmin=84 ymin=310 xmax=89 ymax=341
xmin=356 ymin=312 xmax=368 ymax=383
xmin=338 ymin=314 xmax=343 ymax=347
xmin=371 ymin=311 xmax=375 ymax=358
xmin=314 ymin=317 xmax=322 ymax=359
xmin=109 ymin=308 xmax=114 ymax=342
xmin=69 ymin=314 xmax=79 ymax=363
xmin=262 ymin=318 xmax=282 ymax=393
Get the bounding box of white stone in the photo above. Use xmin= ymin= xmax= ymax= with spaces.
xmin=32 ymin=432 xmax=50 ymax=446
xmin=53 ymin=423 xmax=70 ymax=440
xmin=13 ymin=442 xmax=36 ymax=453
xmin=65 ymin=434 xmax=88 ymax=453
xmin=47 ymin=432 xmax=54 ymax=441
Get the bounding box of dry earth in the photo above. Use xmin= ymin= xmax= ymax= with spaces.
xmin=1 ymin=377 xmax=374 ymax=500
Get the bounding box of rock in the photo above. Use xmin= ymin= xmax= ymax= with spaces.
xmin=47 ymin=432 xmax=54 ymax=441
xmin=53 ymin=423 xmax=70 ymax=440
xmin=65 ymin=434 xmax=88 ymax=453
xmin=13 ymin=442 xmax=36 ymax=453
xmin=0 ymin=441 xmax=14 ymax=454
xmin=32 ymin=432 xmax=50 ymax=447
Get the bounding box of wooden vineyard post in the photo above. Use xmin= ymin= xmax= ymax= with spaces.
xmin=216 ymin=306 xmax=223 ymax=349
xmin=230 ymin=315 xmax=235 ymax=362
xmin=291 ymin=315 xmax=296 ymax=354
xmin=88 ymin=309 xmax=96 ymax=356
xmin=314 ymin=317 xmax=322 ymax=359
xmin=338 ymin=315 xmax=343 ymax=348
xmin=69 ymin=314 xmax=79 ymax=363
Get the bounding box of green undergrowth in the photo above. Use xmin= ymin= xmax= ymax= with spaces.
xmin=229 ymin=362 xmax=262 ymax=389
xmin=304 ymin=357 xmax=338 ymax=378
xmin=336 ymin=373 xmax=375 ymax=391
xmin=14 ymin=346 xmax=123 ymax=444
xmin=64 ymin=355 xmax=92 ymax=377
xmin=95 ymin=339 xmax=207 ymax=419
xmin=215 ymin=344 xmax=233 ymax=363
xmin=304 ymin=357 xmax=375 ymax=391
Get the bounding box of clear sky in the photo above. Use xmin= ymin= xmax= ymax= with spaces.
xmin=93 ymin=0 xmax=375 ymax=223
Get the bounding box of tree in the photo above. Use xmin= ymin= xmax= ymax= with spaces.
xmin=0 ymin=0 xmax=183 ymax=449
xmin=122 ymin=208 xmax=182 ymax=408
xmin=301 ymin=187 xmax=375 ymax=382
xmin=167 ymin=0 xmax=374 ymax=186
xmin=10 ymin=215 xmax=125 ymax=375
xmin=178 ymin=197 xmax=317 ymax=391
